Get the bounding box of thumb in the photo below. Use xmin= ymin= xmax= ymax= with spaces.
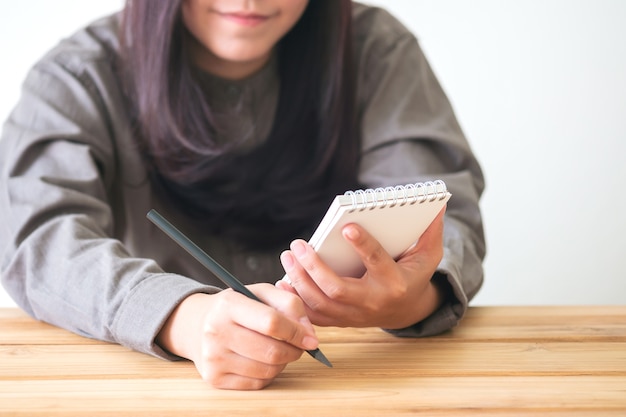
xmin=414 ymin=206 xmax=446 ymax=254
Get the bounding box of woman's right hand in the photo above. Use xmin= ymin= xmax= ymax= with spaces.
xmin=156 ymin=283 xmax=319 ymax=390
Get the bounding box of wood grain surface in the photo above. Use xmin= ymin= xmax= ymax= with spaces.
xmin=1 ymin=306 xmax=625 ymax=416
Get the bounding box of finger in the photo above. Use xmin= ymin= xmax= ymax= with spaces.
xmin=341 ymin=223 xmax=397 ymax=278
xmin=227 ymin=286 xmax=319 ymax=351
xmin=206 ymin=372 xmax=275 ymax=391
xmin=413 ymin=206 xmax=446 ymax=253
xmin=400 ymin=207 xmax=446 ymax=269
xmin=281 ymin=243 xmax=371 ymax=327
xmin=280 ymin=244 xmax=326 ymax=298
xmin=209 ymin=321 xmax=304 ymax=366
xmin=248 ymin=282 xmax=317 ymax=338
xmin=198 ymin=350 xmax=284 ymax=390
xmin=277 ymin=251 xmax=305 ymax=292
xmin=275 ymin=276 xmax=298 ymax=295
xmin=282 ymin=240 xmax=361 ymax=305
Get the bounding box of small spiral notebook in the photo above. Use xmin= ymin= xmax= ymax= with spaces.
xmin=306 ymin=180 xmax=451 ymax=277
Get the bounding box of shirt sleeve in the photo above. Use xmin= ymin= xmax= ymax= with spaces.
xmin=0 ymin=52 xmax=218 ymax=360
xmin=356 ymin=21 xmax=486 ymax=336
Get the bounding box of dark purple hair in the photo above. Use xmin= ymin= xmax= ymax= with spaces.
xmin=119 ymin=0 xmax=360 ymax=248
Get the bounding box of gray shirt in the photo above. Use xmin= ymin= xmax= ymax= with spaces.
xmin=0 ymin=3 xmax=485 ymax=359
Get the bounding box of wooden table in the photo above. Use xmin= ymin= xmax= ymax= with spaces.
xmin=1 ymin=306 xmax=625 ymax=416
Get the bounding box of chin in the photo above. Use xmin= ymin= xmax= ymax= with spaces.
xmin=219 ymin=50 xmax=271 ymax=65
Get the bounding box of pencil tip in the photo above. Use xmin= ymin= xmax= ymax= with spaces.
xmin=308 ymin=348 xmax=333 ymax=368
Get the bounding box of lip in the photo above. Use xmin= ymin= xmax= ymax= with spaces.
xmin=217 ymin=11 xmax=272 ymax=27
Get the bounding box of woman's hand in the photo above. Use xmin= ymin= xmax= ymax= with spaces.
xmin=277 ymin=209 xmax=448 ymax=330
xmin=156 ymin=283 xmax=319 ymax=390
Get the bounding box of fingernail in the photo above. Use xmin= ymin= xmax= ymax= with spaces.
xmin=276 ymin=276 xmax=293 ymax=289
xmin=280 ymin=251 xmax=294 ymax=270
xmin=291 ymin=241 xmax=307 ymax=258
xmin=302 ymin=335 xmax=319 ymax=350
xmin=343 ymin=226 xmax=360 ymax=240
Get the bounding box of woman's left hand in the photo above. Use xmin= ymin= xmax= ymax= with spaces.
xmin=277 ymin=209 xmax=448 ymax=329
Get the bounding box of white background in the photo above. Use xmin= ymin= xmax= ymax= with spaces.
xmin=1 ymin=1 xmax=625 ymax=308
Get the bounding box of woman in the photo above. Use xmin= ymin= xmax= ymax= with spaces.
xmin=0 ymin=0 xmax=485 ymax=390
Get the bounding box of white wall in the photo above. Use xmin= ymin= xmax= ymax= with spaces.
xmin=1 ymin=1 xmax=625 ymax=308
xmin=366 ymin=0 xmax=626 ymax=305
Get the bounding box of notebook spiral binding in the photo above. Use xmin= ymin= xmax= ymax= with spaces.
xmin=344 ymin=180 xmax=448 ymax=212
